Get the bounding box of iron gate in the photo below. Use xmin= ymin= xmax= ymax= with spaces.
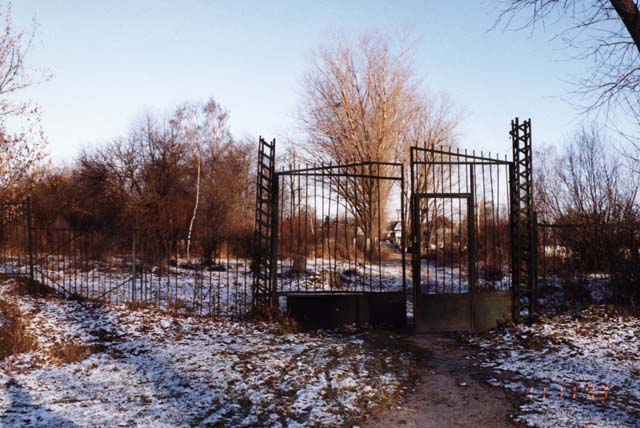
xmin=410 ymin=118 xmax=536 ymax=331
xmin=410 ymin=146 xmax=513 ymax=331
xmin=270 ymin=160 xmax=407 ymax=327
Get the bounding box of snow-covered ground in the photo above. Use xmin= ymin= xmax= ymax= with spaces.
xmin=470 ymin=306 xmax=640 ymax=428
xmin=279 ymin=257 xmax=510 ymax=295
xmin=277 ymin=257 xmax=405 ymax=293
xmin=0 ymin=279 xmax=415 ymax=427
xmin=537 ymin=274 xmax=613 ymax=312
xmin=2 ymin=252 xmax=515 ymax=324
xmin=4 ymin=255 xmax=409 ymax=317
xmin=417 ymin=261 xmax=511 ymax=294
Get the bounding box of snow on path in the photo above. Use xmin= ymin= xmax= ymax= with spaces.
xmin=469 ymin=306 xmax=640 ymax=428
xmin=0 ymin=279 xmax=414 ymax=427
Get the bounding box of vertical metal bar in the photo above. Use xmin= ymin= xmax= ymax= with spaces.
xmin=449 ymin=160 xmax=454 ymax=293
xmin=131 ymin=231 xmax=137 ymax=304
xmin=26 ymin=197 xmax=34 ymax=293
xmin=270 ymin=175 xmax=279 ymax=308
xmin=457 ymin=149 xmax=462 ymax=293
xmin=334 ymin=168 xmax=340 ymax=291
xmin=530 ymin=210 xmax=538 ymax=316
xmin=353 ymin=162 xmax=359 ymax=285
xmin=400 ymin=165 xmax=407 ymax=326
xmin=344 ymin=168 xmax=352 ymax=289
xmin=377 ymin=163 xmax=382 ymax=292
xmin=468 ymin=165 xmax=477 ymax=331
xmin=481 ymin=153 xmax=488 ymax=289
xmin=321 ymin=163 xmax=326 ymax=287
xmin=412 ymin=194 xmax=421 ymax=323
xmin=509 ymin=160 xmax=520 ymax=322
xmin=313 ymin=168 xmax=318 ymax=277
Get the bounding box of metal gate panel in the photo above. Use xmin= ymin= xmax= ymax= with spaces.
xmin=410 ymin=145 xmax=514 ymax=331
xmin=272 ymin=161 xmax=407 ymax=328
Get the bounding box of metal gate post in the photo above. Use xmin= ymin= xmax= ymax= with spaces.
xmin=510 ymin=117 xmax=536 ymax=321
xmin=467 ymin=167 xmax=477 ymax=331
xmin=26 ymin=197 xmax=35 ymax=293
xmin=509 ymin=161 xmax=520 ymax=322
xmin=530 ymin=211 xmax=538 ymax=316
xmin=411 ymin=193 xmax=421 ymax=318
xmin=270 ymin=174 xmax=279 ymax=308
xmin=131 ymin=231 xmax=137 ymax=304
xmin=400 ymin=166 xmax=407 ymax=326
xmin=252 ymin=137 xmax=276 ymax=313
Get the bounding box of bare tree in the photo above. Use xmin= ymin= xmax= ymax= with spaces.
xmin=0 ymin=2 xmax=51 ymax=200
xmin=493 ymin=1 xmax=640 ymax=117
xmin=171 ymin=100 xmax=231 ymax=260
xmin=300 ymin=31 xmax=459 ymax=244
xmin=56 ymin=98 xmax=251 ymax=243
xmin=535 ymin=125 xmax=639 ymax=223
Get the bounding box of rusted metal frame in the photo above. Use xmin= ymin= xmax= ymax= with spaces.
xmin=537 ymin=222 xmax=640 ymax=228
xmin=412 ymin=192 xmax=472 ymax=199
xmin=253 ymin=136 xmax=277 ymax=311
xmin=411 ymin=160 xmax=512 ymax=166
xmin=276 ymin=171 xmax=402 ymax=180
xmin=411 ymin=146 xmax=512 ymax=165
xmin=522 ymin=120 xmax=537 ymax=317
xmin=281 ymin=160 xmax=403 ymax=176
xmin=510 ymin=117 xmax=537 ymax=321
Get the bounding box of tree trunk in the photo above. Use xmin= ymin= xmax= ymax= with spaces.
xmin=610 ymin=0 xmax=640 ymax=53
xmin=186 ymin=151 xmax=201 ymax=262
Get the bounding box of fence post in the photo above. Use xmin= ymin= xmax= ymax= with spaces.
xmin=26 ymin=197 xmax=35 ymax=293
xmin=468 ymin=166 xmax=477 ymax=332
xmin=509 ymin=161 xmax=520 ymax=322
xmin=399 ymin=165 xmax=407 ymax=327
xmin=131 ymin=232 xmax=137 ymax=304
xmin=530 ymin=211 xmax=538 ymax=316
xmin=270 ymin=175 xmax=279 ymax=308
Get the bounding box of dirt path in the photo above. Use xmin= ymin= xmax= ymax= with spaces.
xmin=363 ymin=333 xmax=517 ymax=428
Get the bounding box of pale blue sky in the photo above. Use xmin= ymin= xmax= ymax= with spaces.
xmin=13 ymin=1 xmax=587 ymax=163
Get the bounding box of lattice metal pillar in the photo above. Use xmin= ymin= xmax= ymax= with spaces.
xmin=510 ymin=118 xmax=537 ymax=322
xmin=253 ymin=137 xmax=277 ymax=312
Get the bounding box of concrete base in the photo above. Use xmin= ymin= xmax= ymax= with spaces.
xmin=415 ymin=291 xmax=511 ymax=333
xmin=285 ymin=292 xmax=406 ymax=330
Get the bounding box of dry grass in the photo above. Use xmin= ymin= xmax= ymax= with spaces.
xmin=0 ymin=278 xmax=99 ymax=364
xmin=49 ymin=341 xmax=95 ymax=364
xmin=0 ymin=298 xmax=36 ymax=359
xmin=126 ymin=300 xmax=155 ymax=311
xmin=168 ymin=298 xmax=191 ymax=313
xmin=252 ymin=305 xmax=300 ymax=334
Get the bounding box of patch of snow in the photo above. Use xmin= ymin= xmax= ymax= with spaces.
xmin=0 ymin=279 xmax=414 ymax=427
xmin=470 ymin=306 xmax=640 ymax=427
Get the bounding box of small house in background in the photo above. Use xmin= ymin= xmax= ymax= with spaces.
xmin=386 ymin=221 xmax=403 ymax=246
